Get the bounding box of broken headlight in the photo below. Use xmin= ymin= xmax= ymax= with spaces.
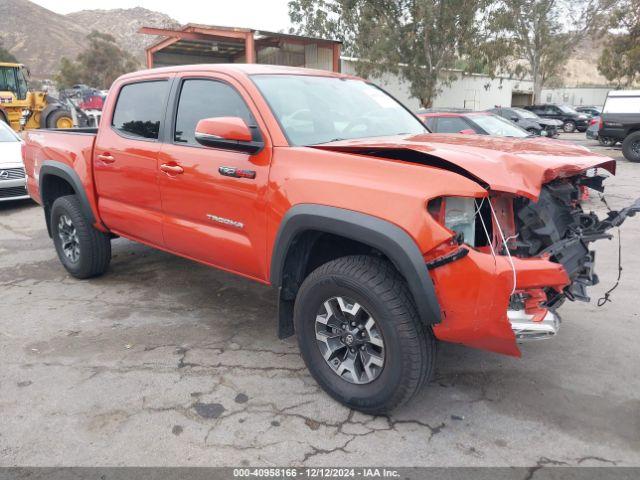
xmin=428 ymin=196 xmax=477 ymax=246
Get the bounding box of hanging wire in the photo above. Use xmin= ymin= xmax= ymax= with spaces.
xmin=488 ymin=199 xmax=518 ymax=295
xmin=597 ymin=193 xmax=623 ymax=307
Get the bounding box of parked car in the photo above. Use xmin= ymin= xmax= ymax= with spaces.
xmin=0 ymin=120 xmax=28 ymax=202
xmin=586 ymin=116 xmax=600 ymax=140
xmin=524 ymin=104 xmax=590 ymax=132
xmin=586 ymin=116 xmax=618 ymax=147
xmin=416 ymin=111 xmax=531 ymax=137
xmin=599 ymin=90 xmax=640 ymax=162
xmin=487 ymin=106 xmax=562 ymax=137
xmin=575 ymin=106 xmax=602 ymax=118
xmin=22 ymin=64 xmax=640 ymax=413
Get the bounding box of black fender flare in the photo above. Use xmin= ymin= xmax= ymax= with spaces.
xmin=39 ymin=161 xmax=96 ymax=234
xmin=270 ymin=204 xmax=442 ymax=331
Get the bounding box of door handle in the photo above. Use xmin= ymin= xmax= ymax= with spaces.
xmin=97 ymin=153 xmax=115 ymax=164
xmin=160 ymin=163 xmax=184 ymax=175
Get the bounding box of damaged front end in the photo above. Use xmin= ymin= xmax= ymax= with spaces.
xmin=427 ymin=171 xmax=640 ymax=356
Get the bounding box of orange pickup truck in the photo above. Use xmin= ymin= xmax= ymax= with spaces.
xmin=22 ymin=64 xmax=639 ymax=413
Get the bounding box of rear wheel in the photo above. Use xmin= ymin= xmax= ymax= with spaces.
xmin=47 ymin=109 xmax=73 ymax=129
xmin=294 ymin=255 xmax=436 ymax=414
xmin=622 ymin=131 xmax=640 ymax=163
xmin=51 ymin=195 xmax=111 ymax=278
xmin=598 ymin=136 xmax=617 ymax=147
xmin=563 ymin=120 xmax=576 ymax=133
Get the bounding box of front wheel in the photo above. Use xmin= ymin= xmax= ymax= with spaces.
xmin=563 ymin=120 xmax=576 ymax=133
xmin=51 ymin=195 xmax=111 ymax=278
xmin=622 ymin=131 xmax=640 ymax=163
xmin=294 ymin=255 xmax=436 ymax=414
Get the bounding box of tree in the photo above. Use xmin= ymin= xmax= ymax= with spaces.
xmin=289 ymin=0 xmax=497 ymax=107
xmin=487 ymin=0 xmax=616 ymax=102
xmin=55 ymin=31 xmax=139 ymax=90
xmin=598 ymin=0 xmax=640 ymax=87
xmin=0 ymin=39 xmax=18 ymax=63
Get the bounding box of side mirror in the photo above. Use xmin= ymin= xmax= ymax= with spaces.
xmin=458 ymin=129 xmax=476 ymax=135
xmin=195 ymin=117 xmax=263 ymax=154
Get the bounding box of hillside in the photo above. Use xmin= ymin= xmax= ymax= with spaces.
xmin=0 ymin=0 xmax=180 ymax=79
xmin=66 ymin=7 xmax=180 ymax=61
xmin=0 ymin=0 xmax=86 ymax=78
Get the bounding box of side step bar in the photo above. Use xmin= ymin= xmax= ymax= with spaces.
xmin=508 ymin=309 xmax=560 ymax=341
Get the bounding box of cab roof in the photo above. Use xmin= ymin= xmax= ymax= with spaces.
xmin=118 ymin=64 xmax=358 ymax=82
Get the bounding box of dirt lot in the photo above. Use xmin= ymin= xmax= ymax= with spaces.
xmin=1 ymin=133 xmax=638 ymax=467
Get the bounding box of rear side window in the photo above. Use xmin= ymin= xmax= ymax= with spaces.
xmin=174 ymin=79 xmax=255 ymax=146
xmin=112 ymin=80 xmax=168 ymax=140
xmin=434 ymin=117 xmax=470 ymax=133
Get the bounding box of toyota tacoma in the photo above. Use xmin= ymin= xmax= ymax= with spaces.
xmin=22 ymin=65 xmax=639 ymax=413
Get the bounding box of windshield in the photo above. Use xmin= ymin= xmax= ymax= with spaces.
xmin=558 ymin=105 xmax=578 ymax=114
xmin=252 ymin=75 xmax=426 ymax=146
xmin=513 ymin=107 xmax=538 ymax=119
xmin=0 ymin=121 xmax=19 ymax=142
xmin=471 ymin=115 xmax=529 ymax=138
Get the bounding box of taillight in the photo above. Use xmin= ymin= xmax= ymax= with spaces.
xmin=428 ymin=196 xmax=477 ymax=245
xmin=598 ymin=116 xmax=604 ymax=130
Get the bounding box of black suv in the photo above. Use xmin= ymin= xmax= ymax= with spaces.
xmin=524 ymin=104 xmax=590 ymax=133
xmin=600 ymin=90 xmax=640 ymax=162
xmin=488 ymin=106 xmax=561 ymax=137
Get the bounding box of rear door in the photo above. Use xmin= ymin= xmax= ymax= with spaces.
xmin=93 ymin=77 xmax=172 ymax=246
xmin=158 ymin=73 xmax=272 ymax=281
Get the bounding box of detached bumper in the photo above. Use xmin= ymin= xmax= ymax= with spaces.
xmin=429 ymin=248 xmax=569 ymax=357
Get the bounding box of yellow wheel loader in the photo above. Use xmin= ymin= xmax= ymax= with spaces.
xmin=0 ymin=63 xmax=74 ymax=131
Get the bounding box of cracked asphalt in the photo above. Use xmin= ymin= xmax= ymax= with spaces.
xmin=0 ymin=134 xmax=639 ymax=467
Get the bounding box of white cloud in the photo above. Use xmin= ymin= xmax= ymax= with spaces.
xmin=30 ymin=0 xmax=292 ymax=32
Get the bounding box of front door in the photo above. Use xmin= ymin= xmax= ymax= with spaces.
xmin=94 ymin=78 xmax=172 ymax=246
xmin=158 ymin=75 xmax=271 ymax=281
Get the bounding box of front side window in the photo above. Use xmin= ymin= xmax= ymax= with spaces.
xmin=174 ymin=79 xmax=255 ymax=146
xmin=252 ymin=75 xmax=425 ymax=146
xmin=112 ymin=81 xmax=168 ymax=140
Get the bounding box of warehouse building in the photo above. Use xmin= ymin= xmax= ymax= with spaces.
xmin=141 ymin=24 xmax=533 ymax=111
xmin=141 ymin=24 xmax=341 ymax=72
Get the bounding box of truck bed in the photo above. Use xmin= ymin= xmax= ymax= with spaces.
xmin=22 ymin=127 xmax=97 ymax=207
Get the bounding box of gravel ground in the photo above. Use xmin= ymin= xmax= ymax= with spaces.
xmin=0 ymin=133 xmax=638 ymax=467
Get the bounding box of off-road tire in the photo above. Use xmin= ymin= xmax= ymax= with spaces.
xmin=622 ymin=131 xmax=640 ymax=163
xmin=51 ymin=195 xmax=111 ymax=278
xmin=294 ymin=255 xmax=436 ymax=414
xmin=46 ymin=109 xmax=73 ymax=129
xmin=563 ymin=120 xmax=576 ymax=133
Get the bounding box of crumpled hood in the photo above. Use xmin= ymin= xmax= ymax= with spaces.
xmin=311 ymin=133 xmax=616 ymax=200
